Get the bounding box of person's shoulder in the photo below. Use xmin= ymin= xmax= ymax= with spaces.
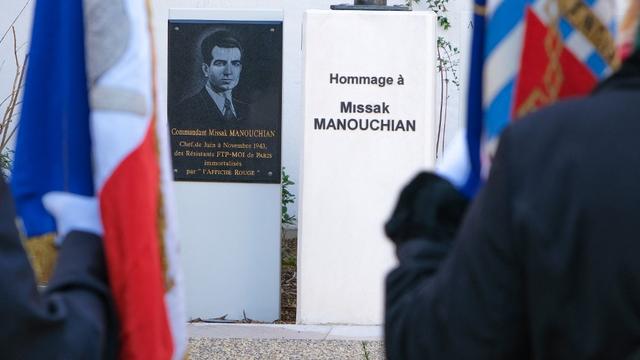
xmin=498 ymin=89 xmax=640 ymax=195
xmin=511 ymin=97 xmax=590 ymax=136
xmin=510 ymin=89 xmax=639 ymax=148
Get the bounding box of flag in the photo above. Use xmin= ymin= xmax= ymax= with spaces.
xmin=461 ymin=0 xmax=618 ymax=197
xmin=11 ymin=0 xmax=187 ymax=358
xmin=617 ymin=0 xmax=640 ymax=61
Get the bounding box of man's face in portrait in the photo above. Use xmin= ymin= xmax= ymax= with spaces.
xmin=203 ymin=46 xmax=242 ymax=93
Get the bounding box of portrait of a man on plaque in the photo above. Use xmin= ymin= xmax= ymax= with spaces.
xmin=168 ymin=21 xmax=282 ymax=183
xmin=173 ymin=30 xmax=248 ymax=128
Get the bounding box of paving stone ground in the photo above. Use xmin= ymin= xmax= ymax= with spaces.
xmin=186 ymin=324 xmax=385 ymax=359
xmin=188 ymin=338 xmax=384 ymax=360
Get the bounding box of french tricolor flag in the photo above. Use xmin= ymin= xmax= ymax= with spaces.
xmin=12 ymin=0 xmax=186 ymax=358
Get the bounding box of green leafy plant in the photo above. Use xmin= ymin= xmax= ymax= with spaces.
xmin=407 ymin=0 xmax=451 ymax=29
xmin=407 ymin=0 xmax=460 ymax=159
xmin=0 ymin=150 xmax=14 ymax=176
xmin=281 ymin=167 xmax=297 ymax=227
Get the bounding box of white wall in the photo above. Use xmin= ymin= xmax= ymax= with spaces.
xmin=160 ymin=0 xmax=335 ymax=217
xmin=152 ymin=0 xmax=465 ymax=222
xmin=1 ymin=0 xmax=632 ymax=214
xmin=156 ymin=0 xmax=309 ymax=221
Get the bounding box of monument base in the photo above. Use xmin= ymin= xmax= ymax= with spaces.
xmin=330 ymin=4 xmax=411 ymax=11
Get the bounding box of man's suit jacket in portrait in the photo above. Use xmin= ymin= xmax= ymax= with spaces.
xmin=172 ymin=88 xmax=250 ymax=129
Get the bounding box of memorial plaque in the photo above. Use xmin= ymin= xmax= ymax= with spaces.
xmin=168 ymin=20 xmax=282 ymax=183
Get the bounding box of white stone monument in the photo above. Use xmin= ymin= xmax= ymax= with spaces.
xmin=299 ymin=9 xmax=437 ymax=324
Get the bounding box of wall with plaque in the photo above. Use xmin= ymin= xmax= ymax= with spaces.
xmin=299 ymin=10 xmax=437 ymax=324
xmin=164 ymin=9 xmax=283 ymax=322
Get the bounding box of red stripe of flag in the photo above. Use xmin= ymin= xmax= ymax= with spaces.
xmin=99 ymin=118 xmax=173 ymax=359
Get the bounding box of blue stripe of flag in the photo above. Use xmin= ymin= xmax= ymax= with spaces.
xmin=485 ymin=0 xmax=529 ymax=56
xmin=608 ymin=20 xmax=616 ymax=40
xmin=559 ymin=18 xmax=574 ymax=40
xmin=485 ymin=80 xmax=515 ymax=138
xmin=586 ymin=52 xmax=608 ymax=78
xmin=11 ymin=0 xmax=94 ymax=237
xmin=462 ymin=0 xmax=487 ymax=198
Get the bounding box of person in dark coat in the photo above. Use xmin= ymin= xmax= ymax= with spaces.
xmin=172 ymin=30 xmax=249 ymax=129
xmin=384 ymin=50 xmax=640 ymax=359
xmin=0 ymin=178 xmax=117 ymax=359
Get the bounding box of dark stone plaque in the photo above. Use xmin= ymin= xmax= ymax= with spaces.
xmin=168 ymin=20 xmax=282 ymax=183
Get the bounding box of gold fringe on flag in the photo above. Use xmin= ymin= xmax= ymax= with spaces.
xmin=22 ymin=232 xmax=58 ymax=285
xmin=558 ymin=0 xmax=619 ymax=68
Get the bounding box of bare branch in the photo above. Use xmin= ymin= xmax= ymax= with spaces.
xmin=0 ymin=85 xmax=26 ymax=108
xmin=0 ymin=94 xmax=12 ymax=108
xmin=2 ymin=70 xmax=20 ymax=127
xmin=2 ymin=31 xmax=21 ymax=125
xmin=0 ymin=123 xmax=19 ymax=152
xmin=436 ymin=45 xmax=445 ymax=159
xmin=17 ymin=41 xmax=28 ymax=53
xmin=0 ymin=0 xmax=31 ymax=165
xmin=1 ymin=53 xmax=27 ymax=152
xmin=11 ymin=27 xmax=19 ymax=68
xmin=1 ymin=30 xmax=27 ymax=153
xmin=442 ymin=72 xmax=449 ymax=155
xmin=0 ymin=0 xmax=32 ymax=45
